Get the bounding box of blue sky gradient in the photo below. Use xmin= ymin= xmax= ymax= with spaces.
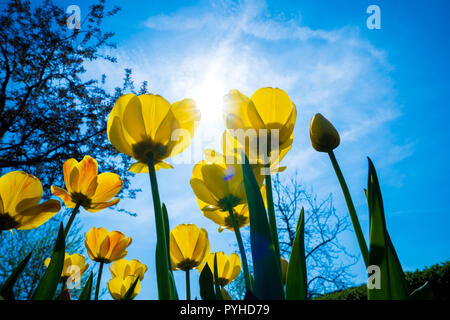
xmin=52 ymin=0 xmax=450 ymax=299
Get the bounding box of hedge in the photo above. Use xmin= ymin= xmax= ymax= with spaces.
xmin=316 ymin=261 xmax=450 ymax=300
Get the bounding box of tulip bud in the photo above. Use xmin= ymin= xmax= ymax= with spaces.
xmin=309 ymin=113 xmax=340 ymax=152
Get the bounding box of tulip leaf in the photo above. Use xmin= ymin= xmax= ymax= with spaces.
xmin=244 ymin=289 xmax=257 ymax=300
xmin=162 ymin=203 xmax=179 ymax=300
xmin=199 ymin=264 xmax=216 ymax=300
xmin=213 ymin=253 xmax=223 ymax=300
xmin=367 ymin=158 xmax=409 ymax=300
xmin=241 ymin=153 xmax=284 ymax=300
xmin=286 ymin=207 xmax=307 ymax=300
xmin=0 ymin=251 xmax=32 ymax=300
xmin=31 ymin=223 xmax=65 ymax=300
xmin=409 ymin=281 xmax=434 ymax=300
xmin=78 ymin=272 xmax=93 ymax=300
xmin=121 ymin=276 xmax=140 ymax=300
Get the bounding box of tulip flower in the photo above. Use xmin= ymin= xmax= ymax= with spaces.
xmin=51 ymin=155 xmax=122 ymax=238
xmin=204 ymin=204 xmax=249 ymax=233
xmin=198 ymin=252 xmax=241 ymax=287
xmin=106 ymin=93 xmax=200 ymax=173
xmin=309 ymin=113 xmax=340 ymax=152
xmin=110 ymin=258 xmax=148 ymax=281
xmin=0 ymin=171 xmax=60 ymax=233
xmin=107 ymin=93 xmax=200 ymax=300
xmin=190 ymin=150 xmax=252 ymax=213
xmin=280 ymin=257 xmax=288 ymax=285
xmin=170 ymin=224 xmax=209 ymax=300
xmin=223 ymin=87 xmax=296 ymax=168
xmin=309 ymin=113 xmax=369 ymax=267
xmin=107 ymin=275 xmax=141 ymax=300
xmin=84 ymin=227 xmax=132 ymax=300
xmin=191 ymin=149 xmax=256 ymax=291
xmin=44 ymin=253 xmax=89 ymax=284
xmin=223 ymin=88 xmax=296 ymax=273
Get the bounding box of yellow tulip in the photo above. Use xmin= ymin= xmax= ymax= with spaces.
xmin=200 ymin=180 xmax=266 ymax=233
xmin=309 ymin=113 xmax=340 ymax=152
xmin=107 ymin=275 xmax=141 ymax=300
xmin=0 ymin=171 xmax=60 ymax=232
xmin=84 ymin=227 xmax=132 ymax=263
xmin=280 ymin=257 xmax=288 ymax=285
xmin=223 ymin=87 xmax=297 ymax=168
xmin=107 ymin=93 xmax=200 ymax=173
xmin=50 ymin=155 xmax=122 ymax=212
xmin=170 ymin=224 xmax=210 ymax=271
xmin=110 ymin=258 xmax=148 ymax=281
xmin=198 ymin=252 xmax=241 ymax=287
xmin=45 ymin=253 xmax=89 ymax=282
xmin=191 ymin=150 xmax=256 ymax=214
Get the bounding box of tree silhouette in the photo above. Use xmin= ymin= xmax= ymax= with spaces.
xmin=0 ymin=0 xmax=145 ymax=206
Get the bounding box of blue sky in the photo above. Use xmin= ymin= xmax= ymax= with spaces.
xmin=54 ymin=0 xmax=449 ymax=299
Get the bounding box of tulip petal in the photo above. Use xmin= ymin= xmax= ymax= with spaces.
xmin=139 ymin=94 xmax=172 ymax=140
xmin=108 ymin=116 xmax=135 ymax=157
xmin=91 ymin=172 xmax=123 ymax=204
xmin=0 ymin=171 xmax=43 ymax=216
xmin=122 ymin=95 xmax=149 ymax=143
xmin=16 ymin=200 xmax=60 ymax=230
xmin=62 ymin=159 xmax=78 ymax=193
xmin=50 ymin=186 xmax=76 ymax=208
xmin=250 ymin=87 xmax=294 ymax=127
xmin=190 ymin=178 xmax=220 ymax=208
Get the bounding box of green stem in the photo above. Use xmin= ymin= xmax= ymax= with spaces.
xmin=185 ymin=270 xmax=191 ymax=300
xmin=227 ymin=207 xmax=253 ymax=292
xmin=63 ymin=202 xmax=81 ymax=239
xmin=264 ymin=171 xmax=281 ymax=264
xmin=94 ymin=262 xmax=104 ymax=301
xmin=328 ymin=150 xmax=370 ymax=267
xmin=147 ymin=153 xmax=171 ymax=300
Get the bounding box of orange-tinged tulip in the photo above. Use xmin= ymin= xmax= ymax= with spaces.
xmin=107 ymin=275 xmax=141 ymax=300
xmin=110 ymin=258 xmax=147 ymax=281
xmin=0 ymin=171 xmax=60 ymax=232
xmin=51 ymin=155 xmax=122 ymax=212
xmin=223 ymin=87 xmax=297 ymax=169
xmin=45 ymin=253 xmax=89 ymax=282
xmin=170 ymin=224 xmax=210 ymax=271
xmin=198 ymin=252 xmax=241 ymax=287
xmin=107 ymin=93 xmax=200 ymax=173
xmin=84 ymin=227 xmax=132 ymax=263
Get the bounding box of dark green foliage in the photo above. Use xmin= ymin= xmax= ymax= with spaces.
xmin=316 ymin=261 xmax=450 ymax=300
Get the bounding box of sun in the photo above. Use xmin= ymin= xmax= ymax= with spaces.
xmin=191 ymin=74 xmax=226 ymax=127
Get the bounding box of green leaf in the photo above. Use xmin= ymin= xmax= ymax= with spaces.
xmin=78 ymin=272 xmax=93 ymax=300
xmin=147 ymin=158 xmax=172 ymax=300
xmin=121 ymin=276 xmax=140 ymax=300
xmin=367 ymin=158 xmax=409 ymax=300
xmin=31 ymin=223 xmax=66 ymax=300
xmin=286 ymin=208 xmax=307 ymax=300
xmin=241 ymin=153 xmax=284 ymax=300
xmin=409 ymin=281 xmax=434 ymax=300
xmin=199 ymin=264 xmax=216 ymax=300
xmin=213 ymin=253 xmax=222 ymax=300
xmin=0 ymin=251 xmax=32 ymax=300
xmin=162 ymin=203 xmax=178 ymax=300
